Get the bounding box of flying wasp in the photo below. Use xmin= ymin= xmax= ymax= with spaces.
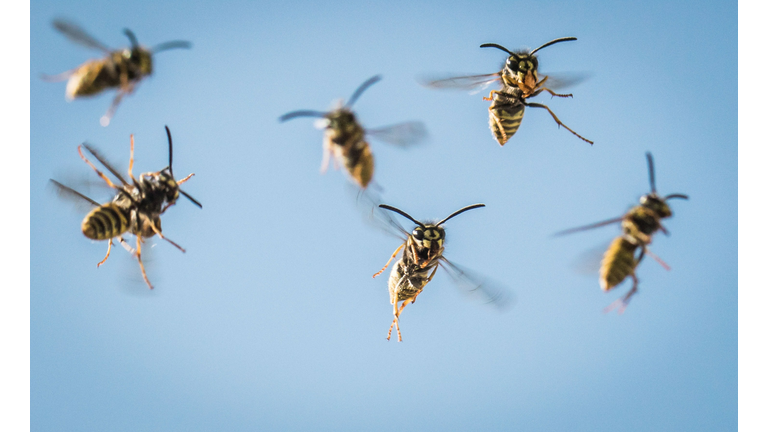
xmin=50 ymin=126 xmax=202 ymax=289
xmin=279 ymin=75 xmax=427 ymax=189
xmin=423 ymin=37 xmax=592 ymax=146
xmin=555 ymin=152 xmax=688 ymax=313
xmin=372 ymin=203 xmax=508 ymax=342
xmin=43 ymin=19 xmax=191 ymax=126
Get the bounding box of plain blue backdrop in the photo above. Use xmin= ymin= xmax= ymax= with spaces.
xmin=30 ymin=1 xmax=736 ymax=431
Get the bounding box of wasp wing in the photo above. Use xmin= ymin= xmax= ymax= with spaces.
xmin=538 ymin=72 xmax=592 ymax=91
xmin=419 ymin=72 xmax=501 ymax=92
xmin=355 ymin=189 xmax=409 ymax=240
xmin=366 ymin=122 xmax=428 ymax=147
xmin=438 ymin=257 xmax=514 ymax=311
xmin=52 ymin=19 xmax=112 ymax=53
xmin=81 ymin=143 xmax=130 ymax=186
xmin=553 ymin=216 xmax=625 ymax=237
xmin=49 ymin=179 xmax=102 ymax=212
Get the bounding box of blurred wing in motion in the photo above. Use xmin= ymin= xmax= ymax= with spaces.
xmin=569 ymin=241 xmax=612 ymax=276
xmin=355 ymin=189 xmax=408 ymax=240
xmin=539 ymin=72 xmax=592 ymax=91
xmin=367 ymin=122 xmax=428 ymax=147
xmin=49 ymin=179 xmax=101 ymax=212
xmin=553 ymin=216 xmax=624 ymax=237
xmin=81 ymin=143 xmax=130 ymax=186
xmin=439 ymin=256 xmax=515 ymax=311
xmin=419 ymin=72 xmax=501 ymax=92
xmin=52 ymin=19 xmax=112 ymax=53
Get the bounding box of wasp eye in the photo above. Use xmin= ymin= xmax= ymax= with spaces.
xmin=412 ymin=229 xmax=424 ymax=240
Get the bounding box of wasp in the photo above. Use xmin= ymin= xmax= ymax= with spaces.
xmin=555 ymin=152 xmax=688 ymax=313
xmin=50 ymin=126 xmax=202 ymax=289
xmin=279 ymin=75 xmax=427 ymax=189
xmin=43 ymin=19 xmax=191 ymax=126
xmin=372 ymin=203 xmax=508 ymax=342
xmin=423 ymin=37 xmax=592 ymax=146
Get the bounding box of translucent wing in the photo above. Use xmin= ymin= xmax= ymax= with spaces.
xmin=419 ymin=72 xmax=501 ymax=92
xmin=538 ymin=72 xmax=591 ymax=91
xmin=81 ymin=143 xmax=130 ymax=186
xmin=438 ymin=257 xmax=514 ymax=311
xmin=356 ymin=189 xmax=408 ymax=240
xmin=366 ymin=122 xmax=428 ymax=147
xmin=49 ymin=179 xmax=101 ymax=211
xmin=553 ymin=216 xmax=625 ymax=237
xmin=52 ymin=19 xmax=112 ymax=53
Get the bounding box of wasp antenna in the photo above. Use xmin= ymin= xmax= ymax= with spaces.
xmin=278 ymin=110 xmax=328 ymax=122
xmin=152 ymin=40 xmax=192 ymax=53
xmin=346 ymin=75 xmax=382 ymax=108
xmin=179 ymin=189 xmax=202 ymax=208
xmin=645 ymin=152 xmax=656 ymax=193
xmin=123 ymin=28 xmax=139 ymax=49
xmin=479 ymin=43 xmax=513 ymax=55
xmin=437 ymin=204 xmax=485 ymax=226
xmin=379 ymin=204 xmax=426 ymax=229
xmin=664 ymin=193 xmax=689 ymax=201
xmin=530 ymin=37 xmax=577 ymax=55
xmin=165 ymin=126 xmax=174 ymax=178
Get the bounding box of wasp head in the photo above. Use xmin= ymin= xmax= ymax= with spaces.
xmin=412 ymin=225 xmax=445 ymax=254
xmin=505 ymin=52 xmax=539 ymax=85
xmin=639 ymin=194 xmax=672 ymax=218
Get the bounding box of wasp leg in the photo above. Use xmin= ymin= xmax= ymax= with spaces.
xmin=603 ymin=274 xmax=638 ymax=314
xmin=135 ymin=235 xmax=153 ymax=289
xmin=483 ymin=89 xmax=504 ymax=101
xmin=388 ymin=295 xmax=417 ymax=342
xmin=177 ymin=173 xmax=195 ymax=185
xmin=373 ymin=244 xmax=404 ymax=278
xmin=78 ymin=145 xmax=122 ymax=190
xmin=97 ymin=239 xmax=113 ymax=267
xmin=100 ymin=82 xmax=135 ymax=127
xmin=542 ymin=87 xmax=573 ymax=98
xmin=645 ymin=248 xmax=671 ymax=271
xmin=320 ymin=140 xmax=332 ymax=174
xmin=523 ymin=102 xmax=593 ymax=145
xmin=147 ymin=218 xmax=186 ymax=253
xmin=117 ymin=236 xmax=135 ymax=254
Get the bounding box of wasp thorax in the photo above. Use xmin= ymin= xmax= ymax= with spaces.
xmin=640 ymin=194 xmax=672 ymax=218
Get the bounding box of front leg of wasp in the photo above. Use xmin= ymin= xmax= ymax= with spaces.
xmin=373 ymin=243 xmax=404 ymax=278
xmin=147 ymin=218 xmax=186 ymax=253
xmin=524 ymin=101 xmax=594 ymax=145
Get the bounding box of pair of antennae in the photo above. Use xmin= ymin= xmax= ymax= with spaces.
xmin=122 ymin=28 xmax=192 ymax=53
xmin=379 ymin=203 xmax=485 ymax=228
xmin=480 ymin=37 xmax=577 ymax=56
xmin=645 ymin=152 xmax=689 ymax=201
xmin=164 ymin=126 xmax=202 ymax=208
xmin=278 ymin=75 xmax=383 ymax=122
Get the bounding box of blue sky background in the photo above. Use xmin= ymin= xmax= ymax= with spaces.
xmin=30 ymin=1 xmax=737 ymax=431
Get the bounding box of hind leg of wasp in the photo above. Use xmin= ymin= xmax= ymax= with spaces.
xmin=373 ymin=244 xmax=404 ymax=278
xmin=524 ymin=102 xmax=593 ymax=145
xmin=388 ymin=297 xmax=415 ymax=342
xmin=135 ymin=235 xmax=153 ymax=289
xmin=147 ymin=218 xmax=186 ymax=253
xmin=603 ymin=274 xmax=638 ymax=314
xmin=97 ymin=239 xmax=113 ymax=267
xmin=100 ymin=83 xmax=134 ymax=127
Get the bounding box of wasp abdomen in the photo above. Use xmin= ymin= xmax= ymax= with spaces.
xmin=489 ymin=99 xmax=525 ymax=146
xmin=343 ymin=140 xmax=374 ymax=188
xmin=81 ymin=203 xmax=130 ymax=240
xmin=599 ymin=236 xmax=639 ymax=292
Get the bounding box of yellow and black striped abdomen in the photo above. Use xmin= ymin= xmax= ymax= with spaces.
xmin=488 ymin=102 xmax=525 ymax=146
xmin=599 ymin=236 xmax=639 ymax=292
xmin=341 ymin=139 xmax=374 ymax=188
xmin=81 ymin=203 xmax=130 ymax=240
